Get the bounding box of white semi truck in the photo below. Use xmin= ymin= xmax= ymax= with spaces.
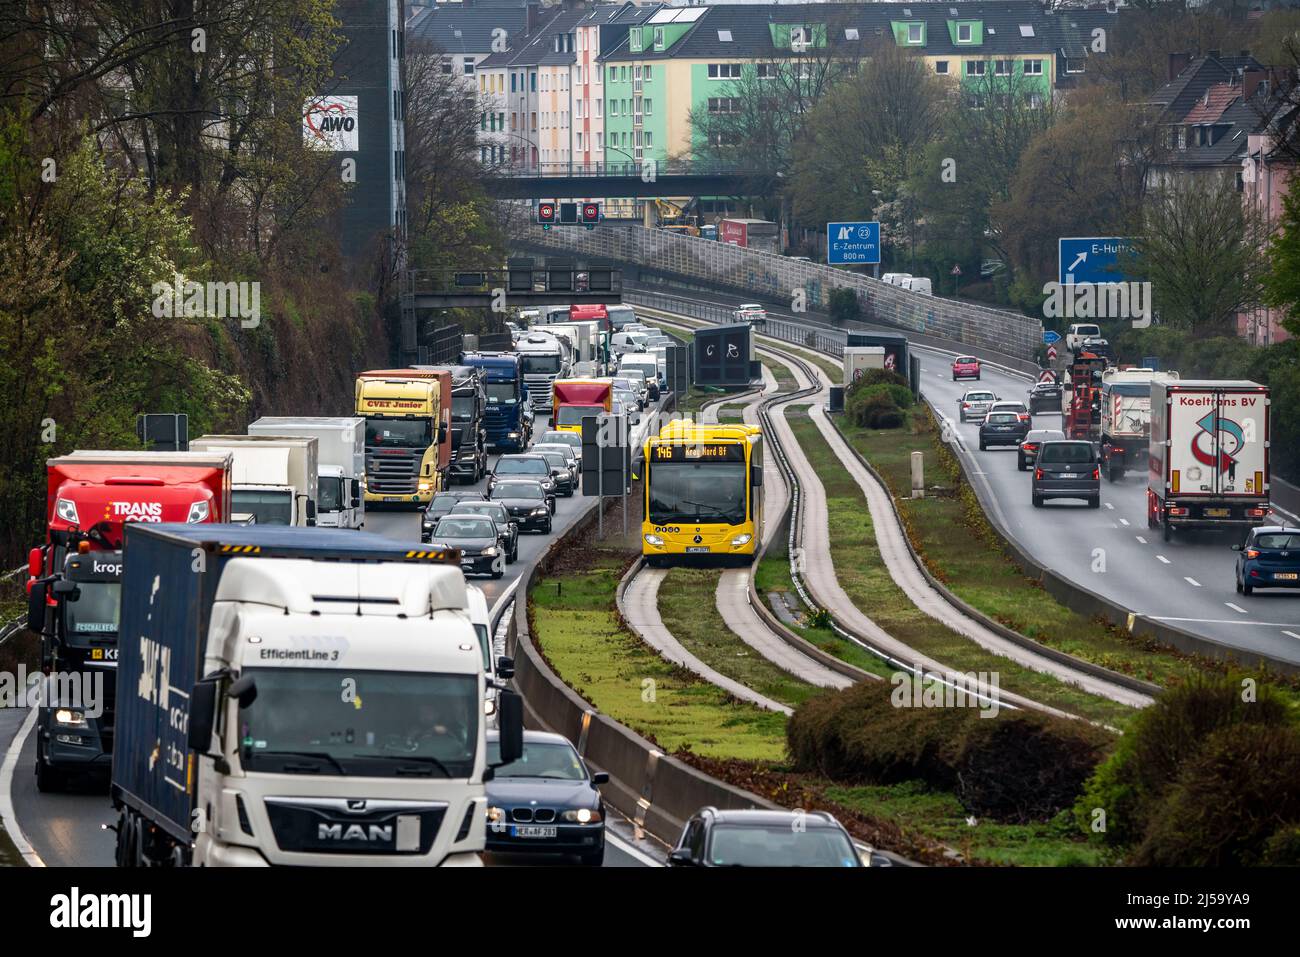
xmin=191 ymin=434 xmax=319 ymax=527
xmin=111 ymin=525 xmax=523 ymax=867
xmin=515 ymin=332 xmax=570 ymax=414
xmin=247 ymin=417 xmax=365 ymax=528
xmin=1099 ymin=368 xmax=1176 ymax=482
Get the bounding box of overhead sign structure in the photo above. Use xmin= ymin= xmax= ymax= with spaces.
xmin=1058 ymin=237 xmax=1139 ymax=286
xmin=827 ymin=221 xmax=881 ymax=266
xmin=303 ymin=96 xmax=358 ymax=151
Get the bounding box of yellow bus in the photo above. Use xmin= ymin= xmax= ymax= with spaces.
xmin=642 ymin=422 xmax=763 ymax=565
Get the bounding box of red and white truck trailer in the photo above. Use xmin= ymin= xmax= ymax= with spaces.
xmin=1147 ymin=379 xmax=1270 ymax=542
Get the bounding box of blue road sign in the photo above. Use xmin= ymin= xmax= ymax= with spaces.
xmin=1058 ymin=237 xmax=1139 ymax=285
xmin=1043 ymin=330 xmax=1061 ymax=345
xmin=828 ymin=222 xmax=881 ymax=266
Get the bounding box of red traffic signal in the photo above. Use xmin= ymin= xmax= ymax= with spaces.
xmin=581 ymin=202 xmax=601 ymax=225
xmin=537 ymin=202 xmax=556 ymax=224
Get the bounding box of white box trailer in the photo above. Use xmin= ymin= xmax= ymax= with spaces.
xmin=1147 ymin=379 xmax=1270 ymax=541
xmin=248 ymin=417 xmax=365 ymax=529
xmin=843 ymin=346 xmax=886 ymax=387
xmin=192 ymin=434 xmax=319 ymax=527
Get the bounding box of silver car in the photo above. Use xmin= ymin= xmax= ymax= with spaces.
xmin=958 ymin=389 xmax=998 ymax=423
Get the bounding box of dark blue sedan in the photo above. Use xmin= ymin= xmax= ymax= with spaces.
xmin=1234 ymin=526 xmax=1300 ymax=595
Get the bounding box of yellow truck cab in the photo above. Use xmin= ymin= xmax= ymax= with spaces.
xmin=355 ymin=372 xmax=448 ymax=507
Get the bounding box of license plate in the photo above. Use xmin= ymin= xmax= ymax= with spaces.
xmin=1275 ymin=573 xmax=1298 ymax=581
xmin=686 ymin=546 xmax=710 ymax=554
xmin=511 ymin=825 xmax=557 ymax=839
xmin=1205 ymin=508 xmax=1230 ymax=517
xmin=1059 ymin=473 xmax=1077 ymax=479
xmin=383 ymin=496 xmax=404 ymax=502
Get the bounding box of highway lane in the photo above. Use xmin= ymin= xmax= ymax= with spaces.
xmin=916 ymin=355 xmax=1300 ymax=664
xmin=8 ymin=408 xmax=665 ymax=869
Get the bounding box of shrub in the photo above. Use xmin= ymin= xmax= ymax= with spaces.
xmin=845 ymin=377 xmax=912 ymax=428
xmin=853 ymin=368 xmax=909 ymax=390
xmin=1074 ymin=674 xmax=1292 ymax=847
xmin=1131 ymin=723 xmax=1300 ymax=866
xmin=829 ymin=287 xmax=861 ymax=326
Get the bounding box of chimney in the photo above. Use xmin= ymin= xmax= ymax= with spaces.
xmin=526 ymin=0 xmax=541 ymax=35
xmin=1243 ymin=68 xmax=1266 ymax=100
xmin=1168 ymin=52 xmax=1191 ymax=81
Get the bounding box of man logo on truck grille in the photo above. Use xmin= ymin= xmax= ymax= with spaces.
xmin=319 ymin=823 xmax=392 ymax=842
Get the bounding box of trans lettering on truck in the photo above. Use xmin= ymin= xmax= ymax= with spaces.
xmin=108 ymin=501 xmax=164 ymax=521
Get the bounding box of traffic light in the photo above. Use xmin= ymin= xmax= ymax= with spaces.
xmin=581 ymin=202 xmax=601 ymax=229
xmin=536 ymin=202 xmax=556 ymax=230
xmin=558 ymin=202 xmax=579 ymax=225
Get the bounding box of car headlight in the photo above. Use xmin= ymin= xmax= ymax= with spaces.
xmin=54 ymin=709 xmax=87 ymax=728
xmin=508 ymin=432 xmax=520 ymax=439
xmin=486 ymin=806 xmax=505 ymax=823
xmin=731 ymin=533 xmax=753 ymax=547
xmin=187 ymin=500 xmax=210 ymax=523
xmin=562 ymin=808 xmax=602 ymax=824
xmin=531 ymin=507 xmax=549 ymax=516
xmin=482 ymin=545 xmax=498 ymax=557
xmin=644 ymin=533 xmax=664 ymax=546
xmin=55 ymin=498 xmax=79 ymax=525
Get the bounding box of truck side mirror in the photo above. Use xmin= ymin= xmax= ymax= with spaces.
xmin=496 ymin=655 xmax=515 ymax=681
xmin=439 ymin=422 xmax=448 ymax=443
xmin=188 ymin=677 xmax=220 ymax=754
xmin=351 ymin=480 xmax=361 ymax=509
xmin=228 ymin=674 xmax=258 ymax=709
xmin=306 ymin=499 xmax=317 ymax=526
xmin=752 ymin=466 xmax=763 ymax=488
xmin=27 ymin=580 xmax=47 ymax=633
xmin=27 ymin=546 xmax=43 ymax=581
xmin=495 ymin=690 xmax=524 ymax=765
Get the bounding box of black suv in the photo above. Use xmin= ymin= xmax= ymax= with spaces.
xmin=1027 ymin=381 xmax=1062 ymax=415
xmin=669 ymin=807 xmax=864 ymax=868
xmin=978 ymin=411 xmax=1030 ymax=450
xmin=489 ymin=479 xmax=555 ymax=533
xmin=1031 ymin=440 xmax=1101 ymax=508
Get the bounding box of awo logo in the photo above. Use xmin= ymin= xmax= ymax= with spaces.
xmin=304 ymin=95 xmax=359 ymax=151
xmin=106 ymin=501 xmax=163 ymax=522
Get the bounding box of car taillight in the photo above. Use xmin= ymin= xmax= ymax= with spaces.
xmin=1246 ymin=548 xmax=1260 ymax=559
xmin=1035 ymin=468 xmax=1043 ymax=480
xmin=1018 ymin=414 xmax=1030 ymax=422
xmin=1092 ymin=467 xmax=1100 ymax=480
xmin=1247 ymin=508 xmax=1267 ymax=518
xmin=963 ymin=402 xmax=971 ymax=409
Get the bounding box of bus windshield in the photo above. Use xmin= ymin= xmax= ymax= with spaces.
xmin=649 ymin=461 xmax=747 ymax=526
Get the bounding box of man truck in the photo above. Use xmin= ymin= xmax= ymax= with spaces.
xmin=110 ymin=524 xmax=524 ymax=867
xmin=1147 ymin=379 xmax=1270 ymax=542
xmin=515 ymin=332 xmax=570 ymax=415
xmin=247 ymin=417 xmax=365 ymax=528
xmin=461 ymin=353 xmax=532 ymax=453
xmin=28 ymin=450 xmax=233 ymax=791
xmin=355 ymin=369 xmax=452 ymax=507
xmin=190 ymin=435 xmax=318 ymax=527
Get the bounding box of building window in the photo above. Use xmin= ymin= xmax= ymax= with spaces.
xmin=654 ymin=26 xmax=665 ymax=49
xmin=707 ymin=63 xmax=742 ymax=79
xmin=757 ymin=63 xmax=773 ymax=79
xmin=576 ymin=132 xmax=583 ymax=150
xmin=596 ymin=98 xmax=602 ymax=117
xmin=645 ymin=65 xmax=653 ymax=81
xmin=994 ymin=60 xmax=1011 ymax=76
xmin=718 ymin=30 xmax=733 ymax=42
xmin=480 ymin=112 xmax=486 ymax=131
xmin=1064 ymin=57 xmax=1084 ymax=74
xmin=644 ymin=98 xmax=652 ymax=115
xmin=1024 ymin=59 xmax=1042 ymax=76
xmin=845 ymin=27 xmax=859 ymax=41
xmin=708 ymin=97 xmax=741 ymax=113
xmin=610 ymin=99 xmax=618 ymax=116
xmin=966 ymin=60 xmax=985 ymax=76
xmin=609 ymin=66 xmax=617 ymax=82
xmin=621 ymin=66 xmax=628 ymax=82
xmin=645 ymin=131 xmax=653 ymax=147
xmin=530 ymin=72 xmax=536 ymax=92
xmin=791 ymin=26 xmax=811 ymax=50
xmin=596 ymin=132 xmax=603 ymax=150
xmin=463 ymin=57 xmax=475 ymax=75
xmin=442 ymin=58 xmax=453 ymax=75
xmin=936 ymin=60 xmax=949 ymax=74
xmin=907 ymin=23 xmax=922 ymax=44
xmin=958 ymin=24 xmax=972 ymax=43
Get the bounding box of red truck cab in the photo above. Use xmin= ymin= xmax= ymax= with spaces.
xmin=551 ymin=379 xmax=613 ymax=434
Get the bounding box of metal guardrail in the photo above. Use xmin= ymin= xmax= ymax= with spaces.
xmin=489 ymin=161 xmax=768 ymax=179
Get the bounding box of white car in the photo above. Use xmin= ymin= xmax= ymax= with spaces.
xmin=736 ymin=303 xmax=767 ymax=325
xmin=881 ymin=273 xmax=912 ymax=287
xmin=1065 ymin=323 xmax=1101 ymax=352
xmin=902 ymin=277 xmax=932 ymax=296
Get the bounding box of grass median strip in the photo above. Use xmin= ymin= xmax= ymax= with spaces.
xmin=839 ymin=406 xmax=1300 ymax=698
xmin=786 ymin=412 xmax=1134 ymax=727
xmin=658 ymin=567 xmax=822 ymax=709
xmin=530 ymin=539 xmax=788 ymax=762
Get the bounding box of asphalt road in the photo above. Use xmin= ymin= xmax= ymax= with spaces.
xmin=918 ymin=353 xmax=1300 ymax=664
xmin=6 ymin=408 xmax=665 ymax=869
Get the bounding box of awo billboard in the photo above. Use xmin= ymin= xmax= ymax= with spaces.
xmin=303 ymin=95 xmax=359 ymax=151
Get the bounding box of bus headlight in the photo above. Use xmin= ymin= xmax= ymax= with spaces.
xmin=731 ymin=533 xmax=753 ymax=547
xmin=644 ymin=534 xmax=664 ymax=547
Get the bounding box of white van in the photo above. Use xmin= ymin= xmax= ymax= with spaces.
xmin=611 ymin=331 xmax=648 ymax=356
xmin=466 ymin=585 xmax=498 ymax=727
xmin=881 ymin=273 xmax=912 ymax=286
xmin=903 ymin=277 xmax=932 ymax=296
xmin=1066 ymin=323 xmax=1102 ymax=352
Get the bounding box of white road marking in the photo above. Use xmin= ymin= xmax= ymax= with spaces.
xmin=1225 ymin=602 xmax=1248 ymax=614
xmin=1156 ymin=555 xmax=1171 ymax=564
xmin=1136 ymin=536 xmax=1147 ymax=544
xmin=604 ymin=828 xmax=665 ymax=867
xmin=0 ymin=707 xmax=45 ymax=866
xmin=1284 ymin=631 xmax=1300 ymax=640
xmin=1184 ymin=577 xmax=1202 ymax=587
xmin=1104 ymin=502 xmax=1114 ymax=510
xmin=1150 ymin=616 xmax=1300 ymax=627
xmin=1119 ymin=518 xmax=1130 ymax=526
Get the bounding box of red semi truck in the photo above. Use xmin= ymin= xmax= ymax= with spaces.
xmin=1147 ymin=379 xmax=1270 ymax=542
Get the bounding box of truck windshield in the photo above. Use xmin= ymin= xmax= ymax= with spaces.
xmin=63 ymin=581 xmax=120 ymax=642
xmin=233 ymin=490 xmax=293 ymax=525
xmin=238 ymin=669 xmax=478 ymax=778
xmin=452 ymin=396 xmax=475 ymax=421
xmin=317 ymin=475 xmax=344 ymax=512
xmin=485 ymin=382 xmax=518 ymax=405
xmin=557 ymin=405 xmax=604 ymax=426
xmin=520 ymin=355 xmax=562 ymax=375
xmin=366 ymin=417 xmax=432 ymax=449
xmin=1106 ymin=384 xmax=1152 ymax=397
xmin=649 ymin=462 xmax=746 ymax=526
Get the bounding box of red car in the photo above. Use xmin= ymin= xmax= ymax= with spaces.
xmin=952 ymin=356 xmax=981 ymax=381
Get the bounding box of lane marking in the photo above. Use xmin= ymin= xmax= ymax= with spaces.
xmin=1156 ymin=555 xmax=1171 ymax=564
xmin=1184 ymin=577 xmax=1202 ymax=587
xmin=1225 ymin=602 xmax=1248 ymax=614
xmin=1136 ymin=535 xmax=1147 ymax=544
xmin=1284 ymin=631 xmax=1300 ymax=640
xmin=0 ymin=707 xmax=45 ymax=866
xmin=1119 ymin=518 xmax=1130 ymax=526
xmin=604 ymin=827 xmax=666 ymax=867
xmin=1104 ymin=503 xmax=1114 ymax=510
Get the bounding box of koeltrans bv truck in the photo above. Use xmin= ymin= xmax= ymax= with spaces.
xmin=190 ymin=434 xmax=319 ymax=527
xmin=247 ymin=417 xmax=365 ymax=528
xmin=355 ymin=369 xmax=451 ymax=507
xmin=27 ymin=450 xmax=233 ymax=790
xmin=1099 ymin=368 xmax=1176 ymax=482
xmin=111 ymin=524 xmax=524 ymax=867
xmin=1147 ymin=379 xmax=1270 ymax=542
xmin=461 ymin=352 xmax=532 ymax=453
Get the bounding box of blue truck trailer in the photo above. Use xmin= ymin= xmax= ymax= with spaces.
xmin=111 ymin=523 xmax=522 ymax=867
xmin=461 ymin=352 xmax=532 ymax=452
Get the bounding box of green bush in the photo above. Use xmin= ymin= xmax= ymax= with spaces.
xmin=1131 ymin=723 xmax=1300 ymax=866
xmin=844 ymin=375 xmax=913 ymax=429
xmin=1075 ymin=674 xmax=1293 ymax=847
xmin=852 ymin=368 xmax=909 ymax=390
xmin=829 ymin=287 xmax=861 ymax=326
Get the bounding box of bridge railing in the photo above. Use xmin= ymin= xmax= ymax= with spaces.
xmin=489 ymin=160 xmax=768 ymax=179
